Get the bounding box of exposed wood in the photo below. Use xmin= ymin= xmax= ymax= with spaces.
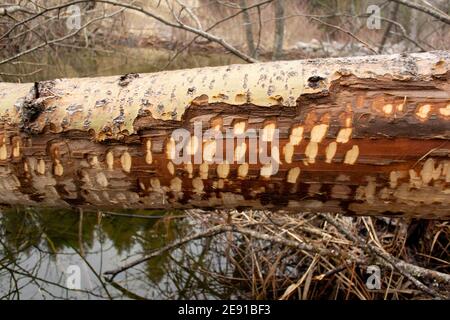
xmin=0 ymin=51 xmax=449 ymax=217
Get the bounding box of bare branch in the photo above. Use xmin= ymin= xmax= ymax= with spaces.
xmin=319 ymin=213 xmax=449 ymax=299
xmin=0 ymin=5 xmax=35 ymax=16
xmin=160 ymin=0 xmax=273 ymax=69
xmin=89 ymin=0 xmax=258 ymax=63
xmin=0 ymin=6 xmax=126 ymax=65
xmin=309 ymin=17 xmax=378 ymax=54
xmin=390 ymin=0 xmax=450 ymax=25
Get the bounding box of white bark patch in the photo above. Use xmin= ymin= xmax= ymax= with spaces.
xmin=432 ymin=163 xmax=443 ymax=181
xmin=213 ymin=179 xmax=225 ymax=189
xmin=382 ymin=104 xmax=393 ymax=115
xmin=283 ymin=143 xmax=294 ymax=164
xmin=344 ymin=145 xmax=359 ymax=165
xmin=217 ymin=162 xmax=230 ymax=179
xmin=90 ymin=156 xmax=99 ymax=168
xmin=120 ymin=151 xmax=132 ymax=173
xmin=54 ymin=160 xmax=64 ymax=176
xmin=150 ymin=178 xmax=161 ymax=191
xmin=325 ymin=142 xmax=337 ymax=163
xmin=166 ymin=137 xmax=176 ymax=160
xmin=145 ymin=140 xmax=152 ymax=164
xmin=203 ymin=140 xmax=216 ymax=163
xmin=289 ymin=126 xmax=303 ymax=145
xmin=262 ymin=123 xmax=276 ymax=142
xmin=233 ymin=121 xmax=246 ymax=135
xmin=12 ymin=140 xmax=20 ymax=158
xmin=365 ymin=178 xmax=377 ymax=203
xmin=260 ymin=163 xmax=274 ymax=178
xmin=37 ymin=159 xmax=46 ymax=175
xmin=439 ymin=105 xmax=450 ymax=117
xmin=416 ymin=104 xmax=431 ymax=120
xmin=345 ymin=117 xmax=352 ymax=128
xmin=234 ymin=142 xmax=247 ymax=163
xmin=420 ymin=158 xmax=435 ymax=185
xmin=305 ymin=142 xmax=318 ymax=164
xmin=192 ymin=177 xmax=204 ymax=194
xmin=444 ymin=161 xmax=450 ymax=182
xmin=238 ymin=163 xmax=249 ymax=178
xmin=390 ymin=171 xmax=399 ymax=188
xmin=106 ymin=151 xmax=114 ymax=170
xmin=185 ymin=162 xmax=193 ymax=178
xmin=199 ymin=162 xmax=209 ymax=179
xmin=310 ymin=124 xmax=328 ymax=143
xmin=167 ymin=161 xmax=175 ymax=175
xmin=336 ymin=128 xmax=352 ymax=143
xmin=0 ymin=144 xmax=7 ymax=160
xmin=409 ymin=169 xmax=422 ymax=188
xmin=170 ymin=177 xmax=182 ymax=192
xmin=188 ymin=135 xmax=199 ymax=156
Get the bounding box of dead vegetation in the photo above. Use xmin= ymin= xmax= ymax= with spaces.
xmin=1 ymin=1 xmax=450 ymax=81
xmin=105 ymin=209 xmax=450 ymax=300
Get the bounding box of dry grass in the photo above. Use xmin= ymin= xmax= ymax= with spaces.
xmin=182 ymin=209 xmax=449 ymax=300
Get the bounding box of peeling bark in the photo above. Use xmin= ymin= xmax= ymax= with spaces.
xmin=272 ymin=0 xmax=285 ymax=60
xmin=0 ymin=51 xmax=449 ymax=217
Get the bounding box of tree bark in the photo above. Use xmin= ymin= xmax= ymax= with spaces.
xmin=0 ymin=51 xmax=449 ymax=218
xmin=272 ymin=0 xmax=285 ymax=60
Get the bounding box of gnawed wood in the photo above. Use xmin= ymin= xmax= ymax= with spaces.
xmin=0 ymin=51 xmax=449 ymax=217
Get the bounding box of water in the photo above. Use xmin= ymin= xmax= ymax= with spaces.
xmin=0 ymin=208 xmax=241 ymax=299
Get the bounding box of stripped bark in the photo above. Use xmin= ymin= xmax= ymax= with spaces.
xmin=0 ymin=51 xmax=449 ymax=217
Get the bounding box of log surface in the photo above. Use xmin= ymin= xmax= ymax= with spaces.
xmin=0 ymin=51 xmax=449 ymax=217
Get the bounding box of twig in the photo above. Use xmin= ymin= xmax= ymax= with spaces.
xmin=160 ymin=0 xmax=273 ymax=69
xmin=319 ymin=213 xmax=449 ymax=299
xmin=0 ymin=7 xmax=125 ymax=65
xmin=0 ymin=68 xmax=42 ymax=77
xmin=310 ymin=17 xmax=378 ymax=54
xmin=103 ymin=224 xmax=234 ymax=281
xmin=0 ymin=5 xmax=35 ymax=16
xmin=92 ymin=0 xmax=257 ymax=63
xmin=104 ymin=223 xmax=337 ymax=281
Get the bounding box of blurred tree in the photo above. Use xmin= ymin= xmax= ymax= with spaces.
xmin=240 ymin=0 xmax=257 ymax=58
xmin=272 ymin=0 xmax=285 ymax=60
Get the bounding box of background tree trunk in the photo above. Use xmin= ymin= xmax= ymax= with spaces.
xmin=0 ymin=51 xmax=449 ymax=218
xmin=272 ymin=0 xmax=285 ymax=60
xmin=378 ymin=2 xmax=400 ymax=53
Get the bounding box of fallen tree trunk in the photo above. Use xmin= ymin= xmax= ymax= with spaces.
xmin=0 ymin=51 xmax=449 ymax=217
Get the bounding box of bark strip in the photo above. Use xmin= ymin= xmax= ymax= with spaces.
xmin=0 ymin=51 xmax=449 ymax=217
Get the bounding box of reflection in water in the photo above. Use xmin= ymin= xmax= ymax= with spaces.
xmin=0 ymin=208 xmax=239 ymax=299
xmin=0 ymin=46 xmax=241 ymax=83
